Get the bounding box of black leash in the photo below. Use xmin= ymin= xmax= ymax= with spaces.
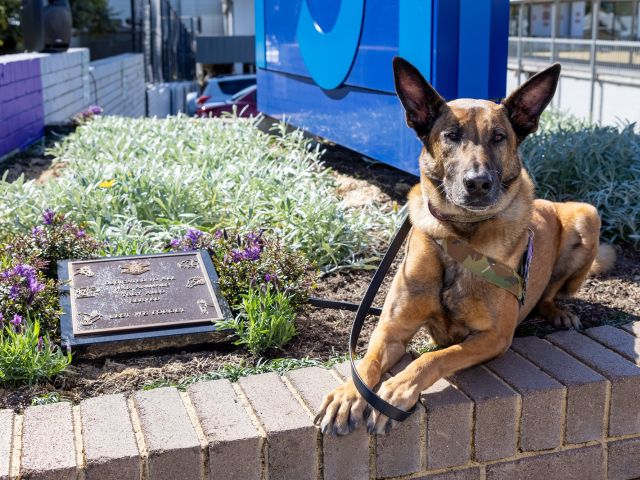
xmin=310 ymin=209 xmax=415 ymax=422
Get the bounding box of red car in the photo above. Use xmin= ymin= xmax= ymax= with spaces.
xmin=196 ymin=85 xmax=258 ymax=118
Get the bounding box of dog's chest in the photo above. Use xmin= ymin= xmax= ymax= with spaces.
xmin=439 ymin=254 xmax=485 ymax=318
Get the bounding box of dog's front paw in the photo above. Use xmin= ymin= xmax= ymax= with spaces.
xmin=314 ymin=380 xmax=368 ymax=436
xmin=367 ymin=372 xmax=421 ymax=435
xmin=538 ymin=300 xmax=583 ymax=330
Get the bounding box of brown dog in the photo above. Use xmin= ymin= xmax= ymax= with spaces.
xmin=316 ymin=58 xmax=615 ymax=435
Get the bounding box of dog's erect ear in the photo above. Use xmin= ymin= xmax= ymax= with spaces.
xmin=502 ymin=63 xmax=561 ymax=140
xmin=393 ymin=56 xmax=447 ymax=139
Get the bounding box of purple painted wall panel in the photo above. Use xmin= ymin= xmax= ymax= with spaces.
xmin=0 ymin=58 xmax=45 ymax=158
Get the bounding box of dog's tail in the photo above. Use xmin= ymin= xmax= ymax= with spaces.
xmin=589 ymin=243 xmax=616 ymax=276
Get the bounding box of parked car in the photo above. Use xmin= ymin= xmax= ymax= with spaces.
xmin=196 ymin=85 xmax=258 ymax=118
xmin=187 ymin=74 xmax=256 ymax=116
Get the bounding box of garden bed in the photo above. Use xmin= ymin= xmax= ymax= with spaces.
xmin=0 ymin=114 xmax=638 ymax=411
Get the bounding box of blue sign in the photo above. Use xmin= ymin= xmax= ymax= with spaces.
xmin=256 ymin=0 xmax=509 ymax=175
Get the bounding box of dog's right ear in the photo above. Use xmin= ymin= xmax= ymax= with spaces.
xmin=393 ymin=56 xmax=446 ymax=139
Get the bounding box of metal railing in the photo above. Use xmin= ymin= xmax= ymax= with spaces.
xmin=510 ymin=37 xmax=640 ymax=75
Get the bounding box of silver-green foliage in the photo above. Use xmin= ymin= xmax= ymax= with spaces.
xmin=218 ymin=286 xmax=297 ymax=356
xmin=0 ymin=116 xmax=398 ymax=268
xmin=522 ymin=111 xmax=640 ymax=246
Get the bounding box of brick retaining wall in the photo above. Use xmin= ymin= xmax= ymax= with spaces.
xmin=2 ymin=322 xmax=640 ymax=480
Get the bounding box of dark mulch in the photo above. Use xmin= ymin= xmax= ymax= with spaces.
xmin=1 ymin=138 xmax=638 ymax=411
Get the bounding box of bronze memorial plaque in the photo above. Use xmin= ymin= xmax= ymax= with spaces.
xmin=67 ymin=251 xmax=224 ymax=336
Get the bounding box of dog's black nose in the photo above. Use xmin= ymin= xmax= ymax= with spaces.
xmin=463 ymin=172 xmax=493 ymax=195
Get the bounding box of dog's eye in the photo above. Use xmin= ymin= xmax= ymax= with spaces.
xmin=494 ymin=132 xmax=506 ymax=143
xmin=445 ymin=131 xmax=460 ymax=142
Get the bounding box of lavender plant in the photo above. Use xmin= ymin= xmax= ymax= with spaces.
xmin=170 ymin=228 xmax=317 ymax=310
xmin=0 ymin=314 xmax=71 ymax=385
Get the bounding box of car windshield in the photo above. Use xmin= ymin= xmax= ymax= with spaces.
xmin=228 ymin=86 xmax=256 ymax=102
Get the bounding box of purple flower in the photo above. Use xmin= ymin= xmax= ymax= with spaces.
xmin=213 ymin=229 xmax=223 ymax=239
xmin=243 ymin=246 xmax=261 ymax=261
xmin=0 ymin=312 xmax=4 ymax=326
xmin=31 ymin=226 xmax=44 ymax=237
xmin=169 ymin=238 xmax=181 ymax=249
xmin=9 ymin=284 xmax=20 ymax=300
xmin=42 ymin=209 xmax=56 ymax=225
xmin=37 ymin=336 xmax=44 ymax=351
xmin=75 ymin=229 xmax=86 ymax=238
xmin=265 ymin=273 xmax=278 ymax=283
xmin=90 ymin=105 xmax=103 ymax=115
xmin=185 ymin=228 xmax=203 ymax=246
xmin=230 ymin=250 xmax=245 ymax=263
xmin=10 ymin=314 xmax=22 ymax=327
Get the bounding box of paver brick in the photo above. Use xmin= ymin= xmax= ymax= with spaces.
xmin=188 ymin=379 xmax=261 ymax=480
xmin=486 ymin=349 xmax=565 ymax=451
xmin=621 ymin=321 xmax=640 ymax=337
xmin=420 ymin=379 xmax=473 ymax=469
xmin=415 ymin=467 xmax=482 ymax=480
xmin=21 ymin=402 xmax=78 ymax=480
xmin=238 ymin=372 xmax=316 ymax=480
xmin=449 ymin=365 xmax=518 ymax=461
xmin=80 ymin=394 xmax=140 ymax=480
xmin=485 ymin=444 xmax=604 ymax=480
xmin=607 ymin=438 xmax=640 ymax=480
xmin=584 ymin=325 xmax=640 ymax=365
xmin=511 ymin=336 xmax=607 ymax=444
xmin=334 ymin=355 xmax=423 ymax=478
xmin=286 ymin=367 xmax=369 ymax=480
xmin=546 ymin=330 xmax=640 ymax=436
xmin=0 ymin=410 xmax=13 ymax=480
xmin=133 ymin=387 xmax=201 ymax=480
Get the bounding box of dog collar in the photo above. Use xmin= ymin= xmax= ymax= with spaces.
xmin=428 ymin=201 xmax=497 ymax=224
xmin=434 ymin=229 xmax=534 ymax=306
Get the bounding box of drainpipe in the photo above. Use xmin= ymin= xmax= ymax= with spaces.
xmin=589 ymin=0 xmax=599 ymax=122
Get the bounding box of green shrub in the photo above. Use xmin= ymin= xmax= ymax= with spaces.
xmin=522 ymin=111 xmax=640 ymax=246
xmin=218 ymin=286 xmax=298 ymax=356
xmin=0 ymin=116 xmax=399 ymax=269
xmin=170 ymin=228 xmax=316 ymax=310
xmin=0 ymin=316 xmax=71 ymax=385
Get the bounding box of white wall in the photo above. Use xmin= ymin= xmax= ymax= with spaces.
xmin=89 ymin=54 xmax=146 ymax=118
xmin=506 ymin=68 xmax=640 ymax=126
xmin=232 ymin=0 xmax=255 ymax=35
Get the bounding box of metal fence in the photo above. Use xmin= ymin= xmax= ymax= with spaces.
xmin=131 ymin=0 xmax=196 ymax=83
xmin=510 ymin=37 xmax=640 ymax=74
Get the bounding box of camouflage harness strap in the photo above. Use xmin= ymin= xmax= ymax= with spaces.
xmin=434 ymin=230 xmax=534 ymax=306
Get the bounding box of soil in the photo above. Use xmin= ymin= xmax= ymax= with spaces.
xmin=1 ymin=138 xmax=639 ymax=412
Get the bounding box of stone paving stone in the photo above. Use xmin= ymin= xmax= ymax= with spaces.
xmin=133 ymin=387 xmax=201 ymax=480
xmin=485 ymin=444 xmax=604 ymax=480
xmin=286 ymin=367 xmax=369 ymax=480
xmin=188 ymin=379 xmax=261 ymax=480
xmin=584 ymin=325 xmax=640 ymax=365
xmin=510 ymin=336 xmax=608 ymax=444
xmin=333 ymin=355 xmax=423 ymax=478
xmin=486 ymin=350 xmax=565 ymax=451
xmin=621 ymin=321 xmax=640 ymax=337
xmin=415 ymin=467 xmax=482 ymax=480
xmin=80 ymin=394 xmax=140 ymax=480
xmin=420 ymin=378 xmax=473 ymax=469
xmin=21 ymin=402 xmax=78 ymax=480
xmin=546 ymin=330 xmax=640 ymax=436
xmin=449 ymin=365 xmax=519 ymax=462
xmin=607 ymin=437 xmax=640 ymax=480
xmin=238 ymin=372 xmax=316 ymax=480
xmin=0 ymin=410 xmax=13 ymax=480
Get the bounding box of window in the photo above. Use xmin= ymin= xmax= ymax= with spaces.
xmin=557 ymin=1 xmax=591 ymax=39
xmin=510 ymin=5 xmax=520 ymax=36
xmin=598 ymin=1 xmax=634 ymax=40
xmin=529 ymin=3 xmax=553 ymax=37
xmin=218 ymin=78 xmax=255 ymax=95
